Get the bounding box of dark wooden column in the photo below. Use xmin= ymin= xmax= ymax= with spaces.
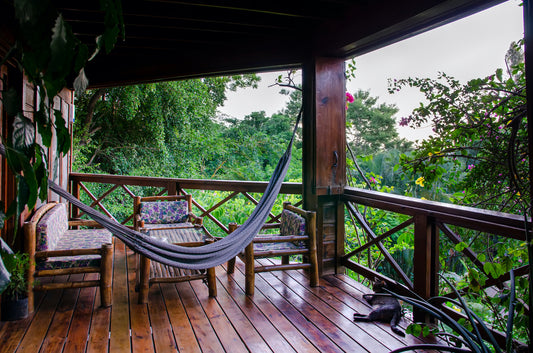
xmin=302 ymin=57 xmax=346 ymax=275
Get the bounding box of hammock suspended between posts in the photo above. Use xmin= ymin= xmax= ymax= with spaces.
xmin=0 ymin=116 xmax=300 ymax=270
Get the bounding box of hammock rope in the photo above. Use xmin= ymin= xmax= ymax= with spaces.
xmin=0 ymin=113 xmax=301 ymax=270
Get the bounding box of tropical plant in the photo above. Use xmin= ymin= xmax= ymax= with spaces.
xmin=389 ymin=41 xmax=527 ymax=213
xmin=0 ymin=251 xmax=29 ymax=301
xmin=0 ymin=0 xmax=123 ymax=235
xmin=387 ymin=272 xmax=522 ymax=353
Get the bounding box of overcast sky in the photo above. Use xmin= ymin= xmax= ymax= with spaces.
xmin=218 ymin=0 xmax=524 ymax=142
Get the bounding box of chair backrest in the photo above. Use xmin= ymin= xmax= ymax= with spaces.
xmin=138 ymin=200 xmax=189 ymax=225
xmin=35 ymin=203 xmax=68 ymax=251
xmin=280 ymin=208 xmax=307 ymax=236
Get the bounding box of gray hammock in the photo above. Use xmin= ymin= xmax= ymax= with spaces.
xmin=0 ymin=116 xmax=299 ymax=270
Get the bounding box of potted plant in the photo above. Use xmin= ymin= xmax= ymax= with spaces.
xmin=1 ymin=250 xmax=29 ymax=321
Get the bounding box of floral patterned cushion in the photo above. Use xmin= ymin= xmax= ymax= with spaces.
xmin=280 ymin=209 xmax=306 ymax=236
xmin=36 ymin=228 xmax=112 ymax=271
xmin=139 ymin=201 xmax=189 ymax=224
xmin=36 ymin=203 xmax=69 ymax=251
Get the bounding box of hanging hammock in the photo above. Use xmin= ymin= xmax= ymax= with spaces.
xmin=0 ymin=114 xmax=300 ymax=270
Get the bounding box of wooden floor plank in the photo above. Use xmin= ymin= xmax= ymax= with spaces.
xmin=289 ymin=269 xmax=425 ymax=349
xmin=217 ymin=264 xmax=311 ymax=353
xmin=175 ymin=282 xmax=225 ymax=353
xmin=0 ymin=277 xmax=54 ymax=353
xmin=147 ymin=284 xmax=178 ymax=353
xmin=232 ymin=260 xmax=343 ymax=353
xmin=109 ymin=241 xmax=132 ymax=353
xmin=37 ymin=275 xmax=82 ymax=353
xmin=260 ymin=270 xmax=380 ymax=353
xmin=126 ymin=249 xmax=155 ymax=353
xmin=85 ymin=289 xmax=111 ymax=353
xmin=62 ymin=275 xmax=97 ymax=353
xmin=189 ymin=279 xmax=254 ymax=353
xmin=2 ymin=246 xmax=428 ymax=353
xmin=0 ymin=315 xmax=35 ymax=353
xmin=159 ymin=283 xmax=201 ymax=353
xmin=265 ymin=267 xmax=397 ymax=353
xmin=15 ymin=275 xmax=70 ymax=353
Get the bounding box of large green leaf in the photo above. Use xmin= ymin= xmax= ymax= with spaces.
xmin=54 ymin=109 xmax=71 ymax=154
xmin=12 ymin=113 xmax=35 ymax=150
xmin=34 ymin=108 xmax=52 ymax=147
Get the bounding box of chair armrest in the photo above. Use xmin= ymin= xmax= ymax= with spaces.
xmin=35 ymin=247 xmax=105 ymax=259
xmin=68 ymin=219 xmax=103 ymax=228
xmin=261 ymin=222 xmax=281 ymax=230
xmin=252 ymin=235 xmax=309 ymax=243
xmin=189 ymin=213 xmax=203 ymax=225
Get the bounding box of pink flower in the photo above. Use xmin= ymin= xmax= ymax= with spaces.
xmin=399 ymin=117 xmax=409 ymax=127
xmin=370 ymin=177 xmax=377 ymax=183
xmin=345 ymin=92 xmax=354 ymax=103
xmin=467 ymin=164 xmax=474 ymax=170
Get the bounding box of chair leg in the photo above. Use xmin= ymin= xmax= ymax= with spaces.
xmin=244 ymin=242 xmax=255 ymax=296
xmin=100 ymin=243 xmax=113 ymax=307
xmin=309 ymin=243 xmax=319 ymax=288
xmin=138 ymin=255 xmax=151 ymax=304
xmin=207 ymin=267 xmax=217 ymax=297
xmin=227 ymin=258 xmax=236 ymax=274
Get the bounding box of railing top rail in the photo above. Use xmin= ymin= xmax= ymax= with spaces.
xmin=69 ymin=172 xmax=303 ymax=194
xmin=343 ymin=186 xmax=529 ymax=240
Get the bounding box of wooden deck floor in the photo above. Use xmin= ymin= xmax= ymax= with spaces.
xmin=0 ymin=241 xmax=432 ymax=353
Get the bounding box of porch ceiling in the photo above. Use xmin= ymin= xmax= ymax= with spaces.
xmin=3 ymin=0 xmax=505 ymax=88
xmin=64 ymin=0 xmax=508 ymax=87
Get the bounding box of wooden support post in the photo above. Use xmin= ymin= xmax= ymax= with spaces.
xmin=302 ymin=57 xmax=346 ymax=275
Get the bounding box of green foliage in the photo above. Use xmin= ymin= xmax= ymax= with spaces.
xmin=389 ymin=41 xmax=527 ymax=213
xmin=388 ymin=273 xmax=520 ymax=353
xmin=0 ymin=0 xmax=123 ymax=239
xmin=0 ymin=251 xmax=29 ymax=300
xmin=346 ymin=90 xmax=412 ymax=155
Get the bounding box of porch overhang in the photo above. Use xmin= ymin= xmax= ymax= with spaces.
xmin=0 ymin=0 xmax=504 ymax=88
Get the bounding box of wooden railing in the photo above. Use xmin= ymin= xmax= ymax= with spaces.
xmin=342 ymin=186 xmax=530 ymax=347
xmin=69 ymin=173 xmax=302 ymax=237
xmin=68 ymin=173 xmax=529 ymax=348
xmin=342 ymin=186 xmax=528 ymax=290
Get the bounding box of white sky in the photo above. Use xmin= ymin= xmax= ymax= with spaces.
xmin=218 ymin=0 xmax=524 ymax=142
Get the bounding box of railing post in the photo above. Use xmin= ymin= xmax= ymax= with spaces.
xmin=413 ymin=214 xmax=439 ymax=323
xmin=71 ymin=178 xmax=81 ymax=219
xmin=168 ymin=181 xmax=178 ymax=196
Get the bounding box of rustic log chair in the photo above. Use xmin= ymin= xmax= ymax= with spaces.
xmin=24 ymin=202 xmax=113 ymax=313
xmin=133 ymin=194 xmax=217 ymax=303
xmin=227 ymin=202 xmax=319 ymax=296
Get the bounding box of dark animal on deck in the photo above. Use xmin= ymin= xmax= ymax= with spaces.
xmin=353 ymin=278 xmax=405 ymax=337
